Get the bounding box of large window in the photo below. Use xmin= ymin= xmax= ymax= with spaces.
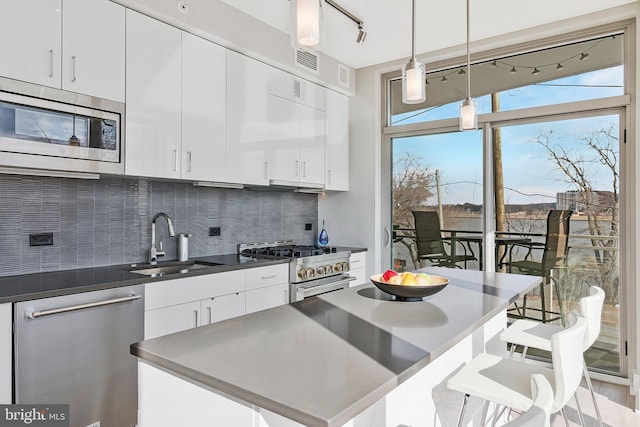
xmin=384 ymin=29 xmax=628 ymax=377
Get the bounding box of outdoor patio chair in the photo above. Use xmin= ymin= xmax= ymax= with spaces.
xmin=505 ymin=209 xmax=573 ymax=324
xmin=412 ymin=210 xmax=477 ymax=269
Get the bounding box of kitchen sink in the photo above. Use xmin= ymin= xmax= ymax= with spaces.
xmin=127 ymin=260 xmax=223 ymax=277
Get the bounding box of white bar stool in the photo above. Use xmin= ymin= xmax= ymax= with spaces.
xmin=500 ymin=286 xmax=605 ymax=427
xmin=503 ymin=374 xmax=553 ymax=427
xmin=447 ymin=312 xmax=587 ymax=427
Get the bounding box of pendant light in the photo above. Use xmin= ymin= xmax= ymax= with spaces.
xmin=459 ymin=0 xmax=477 ymax=130
xmin=292 ymin=0 xmax=321 ymax=48
xmin=402 ymin=0 xmax=426 ymax=104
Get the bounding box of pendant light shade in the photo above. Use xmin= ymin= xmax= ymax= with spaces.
xmin=292 ymin=0 xmax=321 ymax=48
xmin=402 ymin=0 xmax=426 ymax=104
xmin=459 ymin=0 xmax=477 ymax=130
xmin=460 ymin=99 xmax=478 ymax=130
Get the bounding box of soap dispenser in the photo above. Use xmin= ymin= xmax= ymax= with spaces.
xmin=318 ymin=220 xmax=329 ymax=246
xmin=177 ymin=233 xmax=191 ymax=261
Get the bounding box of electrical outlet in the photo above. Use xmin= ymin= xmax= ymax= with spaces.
xmin=29 ymin=233 xmax=53 ymax=246
xmin=305 ymin=223 xmax=312 ymax=231
xmin=209 ymin=227 xmax=221 ymax=236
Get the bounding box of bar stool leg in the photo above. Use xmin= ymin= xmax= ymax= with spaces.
xmin=560 ymin=407 xmax=570 ymax=427
xmin=583 ymin=359 xmax=604 ymax=427
xmin=575 ymin=393 xmax=586 ymax=427
xmin=456 ymin=394 xmax=469 ymax=427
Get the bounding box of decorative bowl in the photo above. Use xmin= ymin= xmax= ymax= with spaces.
xmin=369 ymin=273 xmax=449 ymax=302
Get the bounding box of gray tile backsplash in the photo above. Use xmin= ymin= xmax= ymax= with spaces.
xmin=0 ymin=175 xmax=318 ymax=277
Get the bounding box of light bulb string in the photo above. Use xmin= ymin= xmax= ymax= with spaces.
xmin=426 ymin=37 xmax=606 ymax=84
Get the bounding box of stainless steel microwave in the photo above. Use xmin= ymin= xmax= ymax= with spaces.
xmin=0 ymin=77 xmax=124 ymax=175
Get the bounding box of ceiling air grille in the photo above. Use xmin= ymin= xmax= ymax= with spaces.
xmin=337 ymin=64 xmax=350 ymax=88
xmin=295 ymin=49 xmax=319 ymax=74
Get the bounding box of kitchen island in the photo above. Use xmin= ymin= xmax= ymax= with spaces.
xmin=131 ymin=267 xmax=540 ymax=427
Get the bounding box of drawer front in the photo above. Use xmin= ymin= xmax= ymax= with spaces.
xmin=245 ymin=264 xmax=289 ymax=291
xmin=349 ymin=251 xmax=366 ymax=269
xmin=145 ymin=270 xmax=245 ymax=311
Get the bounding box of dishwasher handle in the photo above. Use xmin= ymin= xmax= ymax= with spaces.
xmin=25 ymin=293 xmax=142 ymax=319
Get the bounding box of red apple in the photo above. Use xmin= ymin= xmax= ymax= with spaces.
xmin=381 ymin=269 xmax=398 ymax=282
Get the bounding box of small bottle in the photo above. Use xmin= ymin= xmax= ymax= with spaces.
xmin=177 ymin=233 xmax=191 ymax=261
xmin=318 ymin=220 xmax=329 ymax=246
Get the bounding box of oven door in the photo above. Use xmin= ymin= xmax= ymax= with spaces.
xmin=292 ymin=274 xmax=356 ymax=301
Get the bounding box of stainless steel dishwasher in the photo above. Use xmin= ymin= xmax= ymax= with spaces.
xmin=14 ymin=285 xmax=144 ymax=427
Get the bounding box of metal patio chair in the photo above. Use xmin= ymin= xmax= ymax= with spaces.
xmin=412 ymin=210 xmax=477 ymax=269
xmin=506 ymin=209 xmax=573 ymax=324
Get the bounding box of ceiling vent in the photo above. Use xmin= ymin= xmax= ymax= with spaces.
xmin=337 ymin=64 xmax=350 ymax=88
xmin=295 ymin=49 xmax=319 ymax=74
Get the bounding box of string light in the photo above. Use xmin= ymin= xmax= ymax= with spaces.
xmin=421 ymin=37 xmax=608 ymax=86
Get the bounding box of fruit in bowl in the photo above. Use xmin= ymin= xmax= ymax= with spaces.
xmin=378 ymin=270 xmax=444 ymax=286
xmin=370 ymin=270 xmax=449 ymax=302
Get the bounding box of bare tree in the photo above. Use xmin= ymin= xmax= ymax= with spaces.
xmin=535 ymin=125 xmax=619 ymax=303
xmin=392 ymin=154 xmax=436 ymax=269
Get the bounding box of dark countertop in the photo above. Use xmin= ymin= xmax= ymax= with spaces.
xmin=131 ymin=267 xmax=540 ymax=427
xmin=0 ymin=254 xmax=289 ymax=304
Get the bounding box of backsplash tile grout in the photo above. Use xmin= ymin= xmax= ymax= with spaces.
xmin=0 ymin=174 xmax=318 ymax=277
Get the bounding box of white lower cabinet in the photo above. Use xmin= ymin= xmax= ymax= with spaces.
xmin=145 ymin=300 xmax=201 ymax=340
xmin=245 ymin=264 xmax=289 ymax=314
xmin=246 ymin=283 xmax=289 ymax=315
xmin=0 ymin=303 xmax=11 ymax=404
xmin=199 ymin=292 xmax=245 ymax=326
xmin=349 ymin=252 xmax=367 ymax=286
xmin=144 ymin=265 xmax=289 ymax=339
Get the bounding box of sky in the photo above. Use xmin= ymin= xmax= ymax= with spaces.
xmin=391 ymin=65 xmax=623 ymax=206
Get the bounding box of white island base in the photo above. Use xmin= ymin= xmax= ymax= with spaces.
xmin=138 ymin=310 xmax=508 ymax=427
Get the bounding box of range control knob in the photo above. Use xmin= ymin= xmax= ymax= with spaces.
xmin=334 ymin=263 xmax=343 ymax=272
xmin=342 ymin=262 xmax=350 ymax=272
xmin=316 ymin=265 xmax=326 ymax=275
xmin=326 ymin=264 xmax=333 ymax=274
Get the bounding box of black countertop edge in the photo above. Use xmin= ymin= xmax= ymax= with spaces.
xmin=0 ymin=255 xmax=289 ymax=304
xmin=332 ymin=246 xmax=367 ymax=253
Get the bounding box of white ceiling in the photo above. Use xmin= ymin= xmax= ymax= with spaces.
xmin=219 ymin=0 xmax=635 ymax=70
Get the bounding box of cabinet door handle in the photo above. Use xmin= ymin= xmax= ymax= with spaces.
xmin=264 ymin=161 xmax=268 ymax=180
xmin=173 ymin=149 xmax=178 ymax=172
xmin=261 ymin=274 xmax=277 ymax=280
xmin=295 ymin=160 xmax=299 ymax=177
xmin=207 ymin=306 xmax=212 ymax=324
xmin=351 ymin=259 xmax=361 ymax=264
xmin=302 ymin=161 xmax=307 ymax=178
xmin=187 ymin=151 xmax=192 ymax=173
xmin=284 ymin=289 xmax=289 ymax=304
xmin=384 ymin=227 xmax=391 ymax=248
xmin=327 ymin=169 xmax=332 ymax=185
xmin=71 ymin=56 xmax=77 ymax=82
xmin=193 ymin=309 xmax=199 ymax=327
xmin=49 ymin=49 xmax=54 ymax=78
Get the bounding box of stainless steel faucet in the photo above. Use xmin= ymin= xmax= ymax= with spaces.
xmin=149 ymin=212 xmax=176 ymax=265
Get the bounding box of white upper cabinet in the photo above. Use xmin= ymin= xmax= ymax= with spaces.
xmin=268 ymin=68 xmax=325 ymax=187
xmin=125 ymin=9 xmax=182 ymax=179
xmin=298 ymin=103 xmax=325 ymax=186
xmin=181 ymin=32 xmax=226 ymax=182
xmin=0 ymin=0 xmax=61 ymax=89
xmin=0 ymin=0 xmax=125 ymax=102
xmin=62 ymin=0 xmax=125 ymax=102
xmin=226 ymin=51 xmax=271 ymax=186
xmin=325 ymin=90 xmax=349 ymax=191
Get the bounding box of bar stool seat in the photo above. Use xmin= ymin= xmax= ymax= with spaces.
xmin=447 ymin=312 xmax=586 ymax=427
xmin=503 ymin=374 xmax=553 ymax=427
xmin=501 ymin=286 xmax=605 ymax=426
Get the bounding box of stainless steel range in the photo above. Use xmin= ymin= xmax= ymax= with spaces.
xmin=238 ymin=241 xmax=354 ymax=302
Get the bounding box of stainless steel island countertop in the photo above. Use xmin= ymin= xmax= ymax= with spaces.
xmin=131 ymin=267 xmax=541 ymax=427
